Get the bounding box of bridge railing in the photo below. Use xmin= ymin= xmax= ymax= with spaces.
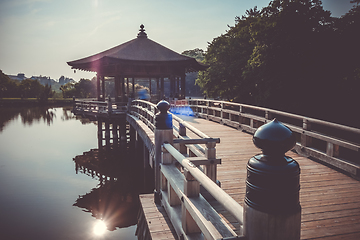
xmin=73 ymin=100 xmax=108 ymax=114
xmin=130 ymin=99 xmax=241 ymax=239
xmin=130 ymin=100 xmax=222 ymax=182
xmin=130 ymin=100 xmax=157 ymax=131
xmin=160 ymin=142 xmax=244 ymax=240
xmin=188 ymin=99 xmax=360 ymax=178
xmin=73 ymin=99 xmax=128 ymax=116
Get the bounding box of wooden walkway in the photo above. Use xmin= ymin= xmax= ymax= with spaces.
xmin=136 ymin=194 xmax=177 ymax=240
xmin=137 ymin=115 xmax=360 ymax=240
xmin=178 ymin=115 xmax=360 ymax=240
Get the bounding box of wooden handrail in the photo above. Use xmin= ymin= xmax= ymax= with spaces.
xmin=189 ymin=99 xmax=360 ymax=135
xmin=173 ymin=138 xmax=220 ymax=145
xmin=73 ymin=100 xmax=128 ymax=116
xmin=131 ymin=99 xmax=222 ymax=184
xmin=163 ymin=143 xmax=244 ymax=226
xmin=172 ymin=114 xmax=212 ymax=139
xmin=187 ymin=99 xmax=360 ymax=179
xmin=131 ymin=100 xmax=216 ymax=143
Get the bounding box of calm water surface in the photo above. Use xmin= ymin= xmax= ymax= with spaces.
xmin=0 ymin=106 xmax=143 ymax=240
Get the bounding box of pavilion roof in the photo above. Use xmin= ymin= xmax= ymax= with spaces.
xmin=67 ymin=25 xmax=207 ymax=74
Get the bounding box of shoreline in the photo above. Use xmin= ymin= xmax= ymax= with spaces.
xmin=0 ymin=98 xmax=74 ymax=107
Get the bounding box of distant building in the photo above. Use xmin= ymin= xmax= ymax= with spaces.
xmin=59 ymin=75 xmax=75 ymax=85
xmin=7 ymin=73 xmax=27 ymax=81
xmin=31 ymin=76 xmax=56 ymax=86
xmin=6 ymin=72 xmax=75 ymax=87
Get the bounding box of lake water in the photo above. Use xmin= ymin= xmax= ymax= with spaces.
xmin=0 ymin=106 xmax=145 ymax=240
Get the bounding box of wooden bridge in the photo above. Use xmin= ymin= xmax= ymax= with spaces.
xmin=73 ymin=98 xmax=360 ymax=240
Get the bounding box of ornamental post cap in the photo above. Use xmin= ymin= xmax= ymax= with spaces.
xmin=155 ymin=100 xmax=172 ymax=129
xmin=137 ymin=24 xmax=147 ymax=38
xmin=253 ymin=118 xmax=296 ymax=156
xmin=156 ymin=100 xmax=170 ymax=113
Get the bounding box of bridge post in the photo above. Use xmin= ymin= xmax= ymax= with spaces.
xmin=205 ymin=141 xmax=217 ymax=182
xmin=244 ymin=119 xmax=301 ymax=240
xmin=107 ymin=96 xmax=112 ymax=114
xmin=265 ymin=110 xmax=273 ymax=122
xmin=178 ymin=123 xmax=187 ymax=155
xmin=97 ymin=120 xmax=103 ymax=149
xmin=154 ymin=100 xmax=173 ymax=203
xmin=104 ymin=120 xmax=110 ymax=149
xmin=220 ymin=102 xmax=224 ymax=122
xmin=112 ymin=122 xmax=118 ymax=148
xmin=301 ymin=118 xmax=312 ymax=147
xmin=129 ymin=124 xmax=136 ymax=149
xmin=182 ymin=168 xmax=201 ymax=235
xmin=238 ymin=105 xmax=245 ymax=130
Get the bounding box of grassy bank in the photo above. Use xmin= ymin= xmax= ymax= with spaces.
xmin=0 ymin=98 xmax=74 ymax=107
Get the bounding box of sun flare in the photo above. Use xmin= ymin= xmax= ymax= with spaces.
xmin=93 ymin=220 xmax=107 ymax=236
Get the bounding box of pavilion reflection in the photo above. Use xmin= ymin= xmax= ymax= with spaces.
xmin=73 ymin=181 xmax=139 ymax=230
xmin=73 ymin=132 xmax=144 ymax=232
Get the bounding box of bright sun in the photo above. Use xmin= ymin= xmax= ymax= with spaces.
xmin=93 ymin=220 xmax=107 ymax=236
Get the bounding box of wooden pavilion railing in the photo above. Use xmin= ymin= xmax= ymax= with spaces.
xmin=73 ymin=99 xmax=127 ymax=116
xmin=185 ymin=99 xmax=360 ymax=179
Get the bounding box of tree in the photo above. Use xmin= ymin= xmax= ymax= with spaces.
xmin=60 ymin=78 xmax=96 ymax=98
xmin=182 ymin=48 xmax=205 ymax=62
xmin=196 ymin=7 xmax=259 ymax=101
xmin=196 ymin=0 xmax=359 ymax=126
xmin=77 ymin=78 xmax=96 ymax=98
xmin=60 ymin=82 xmax=77 ymax=98
xmin=181 ymin=49 xmax=206 ymax=97
xmin=39 ymin=84 xmax=54 ymax=102
xmin=19 ymin=79 xmax=44 ymax=98
xmin=0 ymin=70 xmax=19 ymax=98
xmin=242 ymin=0 xmax=334 ymax=112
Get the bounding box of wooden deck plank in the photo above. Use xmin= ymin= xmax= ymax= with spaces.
xmin=137 ymin=115 xmax=360 ymax=240
xmin=138 ymin=194 xmax=177 ymax=240
xmin=176 ymin=116 xmax=360 ymax=240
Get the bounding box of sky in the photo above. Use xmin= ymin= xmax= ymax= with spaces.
xmin=0 ymin=0 xmax=356 ymax=82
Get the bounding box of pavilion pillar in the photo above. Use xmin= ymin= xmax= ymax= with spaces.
xmin=157 ymin=78 xmax=160 ymax=101
xmin=132 ymin=77 xmax=135 ymax=98
xmin=161 ymin=77 xmax=165 ymax=100
xmin=115 ymin=76 xmax=120 ymax=102
xmin=126 ymin=78 xmax=130 ymax=98
xmin=176 ymin=77 xmax=180 ymax=98
xmin=101 ymin=76 xmax=105 ymax=101
xmin=97 ymin=75 xmax=101 ymax=101
xmin=180 ymin=73 xmax=186 ymax=99
xmin=169 ymin=75 xmax=175 ymax=99
xmin=120 ymin=76 xmax=125 ymax=102
xmin=149 ymin=77 xmax=152 ymax=101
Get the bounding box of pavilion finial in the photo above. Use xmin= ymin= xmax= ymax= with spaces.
xmin=137 ymin=24 xmax=147 ymax=38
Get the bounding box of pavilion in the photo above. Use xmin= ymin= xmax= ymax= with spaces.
xmin=67 ymin=25 xmax=207 ymax=102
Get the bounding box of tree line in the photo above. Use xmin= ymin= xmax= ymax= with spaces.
xmin=0 ymin=71 xmax=98 ymax=100
xmin=0 ymin=70 xmax=54 ymax=102
xmin=196 ymin=0 xmax=360 ymax=127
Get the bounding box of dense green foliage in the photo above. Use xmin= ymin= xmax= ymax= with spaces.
xmin=0 ymin=70 xmax=54 ymax=102
xmin=197 ymin=0 xmax=360 ymax=126
xmin=60 ymin=78 xmax=97 ymax=98
xmin=0 ymin=70 xmax=18 ymax=98
xmin=182 ymin=49 xmax=205 ymax=97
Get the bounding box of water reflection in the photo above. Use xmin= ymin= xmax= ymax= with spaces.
xmin=0 ymin=106 xmax=57 ymax=131
xmin=0 ymin=106 xmax=143 ymax=240
xmin=73 ymin=125 xmax=143 ymax=235
xmin=0 ymin=106 xmax=97 ymax=132
xmin=62 ymin=106 xmax=95 ymax=125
